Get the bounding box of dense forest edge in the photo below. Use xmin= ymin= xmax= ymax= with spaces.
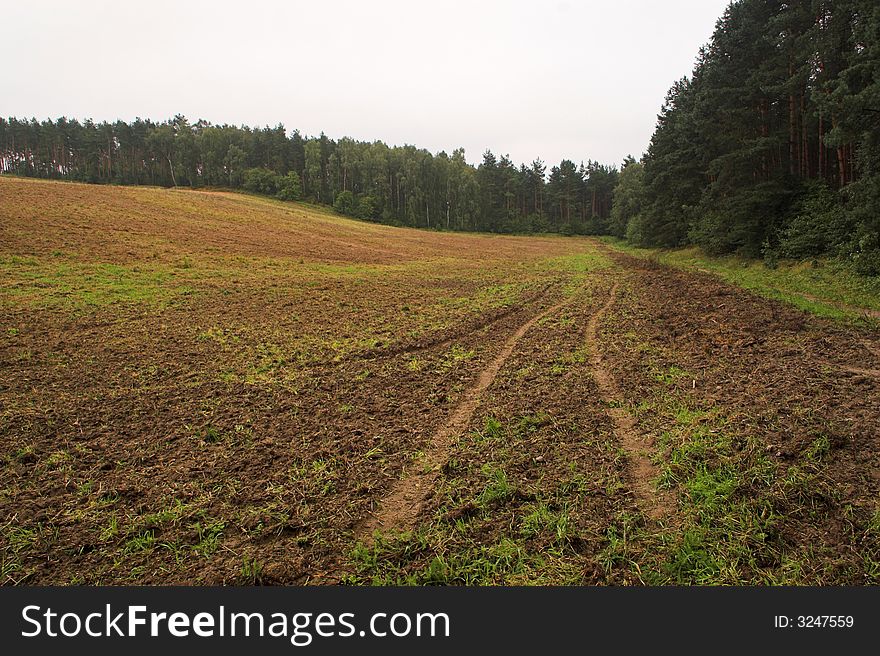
xmin=2 ymin=0 xmax=879 ymax=274
xmin=0 ymin=117 xmax=617 ymax=237
xmin=603 ymin=237 xmax=880 ymax=322
xmin=611 ymin=0 xmax=880 ymax=276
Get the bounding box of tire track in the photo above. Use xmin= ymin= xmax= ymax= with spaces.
xmin=310 ymin=284 xmax=557 ymax=370
xmin=828 ymin=363 xmax=880 ymax=378
xmin=586 ymin=281 xmax=675 ymax=520
xmin=797 ymin=292 xmax=880 ymax=320
xmin=358 ymin=293 xmax=574 ymax=542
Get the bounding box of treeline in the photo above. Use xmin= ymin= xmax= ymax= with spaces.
xmin=611 ymin=0 xmax=880 ymax=275
xmin=0 ymin=115 xmax=617 ymax=235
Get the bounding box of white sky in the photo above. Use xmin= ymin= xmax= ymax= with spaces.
xmin=2 ymin=0 xmax=730 ymax=168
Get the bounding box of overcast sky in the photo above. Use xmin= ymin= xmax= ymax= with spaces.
xmin=3 ymin=0 xmax=730 ymax=168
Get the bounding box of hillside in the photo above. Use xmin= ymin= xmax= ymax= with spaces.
xmin=2 ymin=176 xmax=879 ymax=585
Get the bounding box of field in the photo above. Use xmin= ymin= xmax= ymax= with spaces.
xmin=2 ymin=176 xmax=880 ymax=585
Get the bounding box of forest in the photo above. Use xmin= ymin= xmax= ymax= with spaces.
xmin=2 ymin=0 xmax=879 ymax=275
xmin=611 ymin=0 xmax=880 ymax=275
xmin=0 ymin=115 xmax=617 ymax=236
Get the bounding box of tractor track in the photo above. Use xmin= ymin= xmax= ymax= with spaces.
xmin=585 ymin=281 xmax=675 ymax=520
xmin=357 ymin=291 xmax=576 ymax=542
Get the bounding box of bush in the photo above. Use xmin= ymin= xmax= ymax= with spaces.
xmin=853 ymin=249 xmax=880 ymax=276
xmin=242 ymin=168 xmax=280 ymax=196
xmin=276 ymin=171 xmax=302 ymax=201
xmin=779 ymin=184 xmax=853 ymax=259
xmin=609 ymin=161 xmax=644 ymax=238
xmin=507 ymin=214 xmax=535 ymax=234
xmin=333 ymin=190 xmax=356 ymax=216
xmin=688 ymin=210 xmax=731 ymax=255
xmin=624 ymin=213 xmax=650 ymax=246
xmin=852 ymin=230 xmax=880 ymax=276
xmin=356 ymin=195 xmax=377 ymax=220
xmin=527 ymin=214 xmax=550 ymax=234
xmin=761 ymin=239 xmax=779 ymax=269
xmin=691 ymin=181 xmax=796 ymax=257
xmin=630 ymin=201 xmax=692 ymax=248
xmin=582 ymin=216 xmax=606 ymax=235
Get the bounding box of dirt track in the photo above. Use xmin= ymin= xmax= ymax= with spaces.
xmin=585 ymin=281 xmax=674 ymax=520
xmin=2 ymin=178 xmax=879 ymax=585
xmin=343 ymin=250 xmax=880 ymax=584
xmin=359 ymin=289 xmax=575 ymax=541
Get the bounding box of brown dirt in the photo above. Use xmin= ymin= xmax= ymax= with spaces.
xmin=603 ymin=253 xmax=880 ymax=490
xmin=336 ymin=279 xmax=641 ymax=584
xmin=4 ymin=178 xmax=880 ymax=585
xmin=1 ymin=177 xmax=595 ymax=585
xmin=595 ymin=248 xmax=880 ymax=582
xmin=0 ymin=177 xmax=588 ymax=266
xmin=2 ymin=284 xmax=566 ymax=584
xmin=585 ymin=282 xmax=674 ymax=520
xmin=359 ymin=290 xmax=574 ymax=541
xmin=826 ymin=364 xmax=880 ymax=378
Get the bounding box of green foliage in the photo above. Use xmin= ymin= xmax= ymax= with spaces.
xmin=609 ymin=0 xmax=880 ymax=275
xmin=0 ymin=116 xmax=616 ymax=236
xmin=333 ymin=190 xmax=356 ymax=216
xmin=691 ymin=182 xmax=797 ymax=257
xmin=847 ymin=137 xmax=880 ymax=275
xmin=356 ymin=195 xmax=377 ymax=220
xmin=242 ymin=167 xmax=280 ymax=196
xmin=624 ymin=212 xmax=651 ymax=247
xmin=223 ymin=145 xmax=247 ymax=187
xmin=852 ymin=247 xmax=880 ymax=277
xmin=609 ymin=160 xmax=643 ymax=238
xmin=779 ymin=183 xmax=855 ymax=259
xmin=239 ymin=557 xmax=263 ymax=583
xmin=275 ymin=171 xmax=302 ymax=201
xmin=476 ymin=465 xmax=515 ymax=507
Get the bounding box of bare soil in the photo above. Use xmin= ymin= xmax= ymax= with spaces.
xmin=3 ymin=177 xmax=879 ymax=585
xmin=359 ymin=288 xmax=574 ymax=541
xmin=585 ymin=281 xmax=674 ymax=520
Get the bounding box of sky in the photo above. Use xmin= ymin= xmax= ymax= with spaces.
xmin=2 ymin=0 xmax=731 ymax=168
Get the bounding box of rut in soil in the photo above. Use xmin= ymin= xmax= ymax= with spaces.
xmin=586 ymin=281 xmax=675 ymax=520
xmin=358 ymin=293 xmax=574 ymax=542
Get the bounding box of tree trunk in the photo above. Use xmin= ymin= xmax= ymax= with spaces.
xmin=789 ymin=60 xmax=797 ymax=176
xmin=801 ymin=93 xmax=810 ymax=177
xmin=446 ymin=179 xmax=450 ymax=229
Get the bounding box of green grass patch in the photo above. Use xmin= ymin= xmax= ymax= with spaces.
xmin=0 ymin=256 xmax=194 ymax=309
xmin=602 ymin=238 xmax=880 ymax=322
xmin=626 ymin=389 xmax=873 ymax=584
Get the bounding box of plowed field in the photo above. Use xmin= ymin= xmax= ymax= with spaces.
xmin=2 ymin=177 xmax=878 ymax=585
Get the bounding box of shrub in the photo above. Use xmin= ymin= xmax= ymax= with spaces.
xmin=356 ymin=195 xmax=377 ymax=220
xmin=624 ymin=213 xmax=650 ymax=246
xmin=852 ymin=232 xmax=880 ymax=276
xmin=275 ymin=171 xmax=302 ymax=201
xmin=242 ymin=168 xmax=281 ymax=196
xmin=779 ymin=184 xmax=853 ymax=259
xmin=333 ymin=190 xmax=356 ymax=216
